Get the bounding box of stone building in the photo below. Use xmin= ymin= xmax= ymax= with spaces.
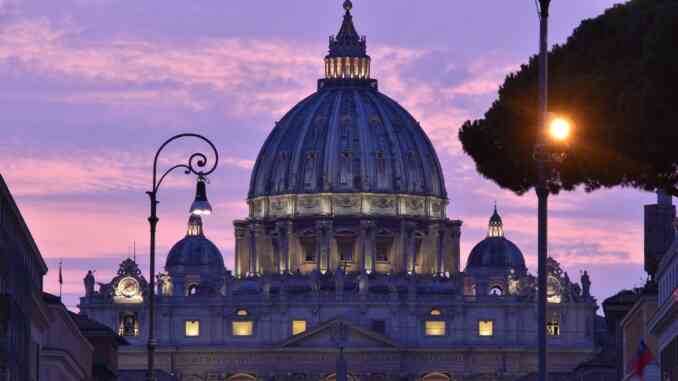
xmin=79 ymin=2 xmax=601 ymax=380
xmin=649 ymin=223 xmax=678 ymax=380
xmin=0 ymin=174 xmax=49 ymax=381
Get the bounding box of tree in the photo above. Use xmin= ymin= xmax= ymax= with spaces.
xmin=458 ymin=0 xmax=678 ymax=196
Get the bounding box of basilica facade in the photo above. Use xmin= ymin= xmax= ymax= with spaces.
xmin=79 ymin=2 xmax=600 ymax=380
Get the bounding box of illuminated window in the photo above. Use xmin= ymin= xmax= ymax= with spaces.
xmin=478 ymin=320 xmax=494 ymax=337
xmin=236 ymin=309 xmax=249 ymax=317
xmin=547 ymin=320 xmax=560 ymax=336
xmin=118 ymin=313 xmax=139 ymax=337
xmin=425 ymin=321 xmax=446 ymax=336
xmin=292 ymin=320 xmax=307 ymax=336
xmin=430 ymin=309 xmax=442 ymax=316
xmin=233 ymin=321 xmax=253 ymax=336
xmin=185 ymin=320 xmax=200 ymax=337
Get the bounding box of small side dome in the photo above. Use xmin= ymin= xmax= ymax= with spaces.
xmin=165 ymin=215 xmax=224 ymax=269
xmin=466 ymin=206 xmax=526 ymax=273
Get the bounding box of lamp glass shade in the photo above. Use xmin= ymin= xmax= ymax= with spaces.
xmin=189 ymin=178 xmax=212 ymax=216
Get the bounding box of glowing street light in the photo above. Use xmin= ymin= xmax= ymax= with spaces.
xmin=548 ymin=116 xmax=572 ymax=142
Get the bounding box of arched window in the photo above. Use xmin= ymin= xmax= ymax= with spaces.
xmin=489 ymin=286 xmax=503 ymax=296
xmin=186 ymin=284 xmax=198 ymax=296
xmin=236 ymin=308 xmax=249 ymax=317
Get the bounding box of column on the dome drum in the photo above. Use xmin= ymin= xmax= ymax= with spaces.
xmin=358 ymin=220 xmax=369 ymax=272
xmin=274 ymin=221 xmax=291 ymax=274
xmin=367 ymin=221 xmax=377 ymax=273
xmin=248 ymin=224 xmax=258 ymax=275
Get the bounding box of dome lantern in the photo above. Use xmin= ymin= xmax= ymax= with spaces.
xmin=324 ymin=0 xmax=371 ymax=81
xmin=488 ymin=205 xmax=504 ymax=238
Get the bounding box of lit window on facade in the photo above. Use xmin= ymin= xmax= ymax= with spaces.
xmin=478 ymin=320 xmax=493 ymax=337
xmin=547 ymin=320 xmax=560 ymax=336
xmin=236 ymin=309 xmax=249 ymax=317
xmin=118 ymin=313 xmax=139 ymax=337
xmin=185 ymin=320 xmax=200 ymax=337
xmin=425 ymin=321 xmax=446 ymax=336
xmin=292 ymin=320 xmax=307 ymax=336
xmin=430 ymin=309 xmax=442 ymax=316
xmin=233 ymin=321 xmax=254 ymax=336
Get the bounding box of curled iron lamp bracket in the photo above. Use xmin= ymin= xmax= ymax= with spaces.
xmin=150 ymin=133 xmax=219 ymax=195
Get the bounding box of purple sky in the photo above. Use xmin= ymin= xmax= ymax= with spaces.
xmin=1 ymin=0 xmax=657 ymax=311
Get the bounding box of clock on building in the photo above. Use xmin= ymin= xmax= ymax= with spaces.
xmin=117 ymin=277 xmax=140 ymax=298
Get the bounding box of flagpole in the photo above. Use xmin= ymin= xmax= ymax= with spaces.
xmin=59 ymin=259 xmax=64 ymax=300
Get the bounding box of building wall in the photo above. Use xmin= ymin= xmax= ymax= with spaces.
xmin=81 ymin=267 xmax=597 ymax=379
xmin=40 ymin=301 xmax=94 ymax=381
xmin=621 ymin=294 xmax=658 ymax=380
xmin=0 ymin=175 xmax=49 ymax=381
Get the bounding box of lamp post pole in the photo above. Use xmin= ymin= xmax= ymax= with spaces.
xmin=146 ymin=133 xmax=218 ymax=381
xmin=536 ymin=2 xmax=551 ymax=381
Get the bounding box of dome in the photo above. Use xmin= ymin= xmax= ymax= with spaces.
xmin=165 ymin=216 xmax=224 ymax=269
xmin=465 ymin=207 xmax=526 ymax=273
xmin=248 ymin=2 xmax=446 ymax=202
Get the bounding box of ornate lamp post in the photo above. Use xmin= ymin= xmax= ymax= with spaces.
xmin=146 ymin=133 xmax=218 ymax=381
xmin=534 ymin=2 xmax=571 ymax=380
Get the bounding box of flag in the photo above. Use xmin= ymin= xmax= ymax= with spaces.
xmin=632 ymin=339 xmax=653 ymax=380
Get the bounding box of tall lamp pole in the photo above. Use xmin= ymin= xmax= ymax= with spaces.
xmin=536 ymin=1 xmax=551 ymax=381
xmin=146 ymin=133 xmax=218 ymax=381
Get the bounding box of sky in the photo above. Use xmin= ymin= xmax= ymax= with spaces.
xmin=0 ymin=0 xmax=661 ymax=311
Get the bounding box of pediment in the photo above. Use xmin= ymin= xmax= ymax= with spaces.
xmin=278 ymin=318 xmax=398 ymax=349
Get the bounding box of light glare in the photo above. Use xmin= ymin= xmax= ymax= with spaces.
xmin=549 ymin=117 xmax=571 ymax=142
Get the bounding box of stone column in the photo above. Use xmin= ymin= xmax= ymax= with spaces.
xmin=434 ymin=224 xmax=444 ymax=275
xmin=316 ymin=220 xmax=332 ymax=273
xmin=401 ymin=221 xmax=417 ymax=274
xmin=450 ymin=224 xmax=462 ymax=273
xmin=365 ymin=221 xmax=377 ymax=273
xmin=359 ymin=220 xmax=369 ymax=272
xmin=234 ymin=225 xmax=245 ymax=278
xmin=248 ymin=224 xmax=258 ymax=275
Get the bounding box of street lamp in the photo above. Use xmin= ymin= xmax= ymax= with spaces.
xmin=146 ymin=133 xmax=219 ymax=381
xmin=533 ymin=1 xmax=570 ymax=381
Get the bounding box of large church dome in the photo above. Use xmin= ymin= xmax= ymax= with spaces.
xmin=466 ymin=207 xmax=527 ymax=274
xmin=248 ymin=0 xmax=446 ymax=218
